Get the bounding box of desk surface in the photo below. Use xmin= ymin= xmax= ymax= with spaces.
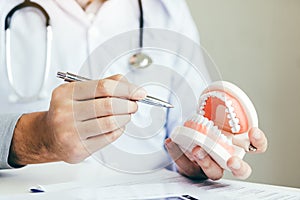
xmin=0 ymin=158 xmax=118 ymax=195
xmin=0 ymin=158 xmax=299 ymax=200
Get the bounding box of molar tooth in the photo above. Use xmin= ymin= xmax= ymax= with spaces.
xmin=225 ymin=100 xmax=233 ymax=107
xmin=234 ymin=125 xmax=241 ymax=132
xmin=202 ymin=117 xmax=209 ymax=126
xmin=207 ymin=120 xmax=214 ymax=129
xmin=230 ymin=112 xmax=237 ymax=119
xmin=197 ymin=115 xmax=201 ymax=121
xmin=220 ymin=94 xmax=226 ymax=101
xmin=231 ymin=127 xmax=236 ymax=133
xmin=199 ymin=115 xmax=204 ymax=124
xmin=231 ymin=126 xmax=240 ymax=133
xmin=232 ymin=118 xmax=239 ymax=124
xmin=227 ymin=106 xmax=234 ymax=113
xmin=213 ymin=91 xmax=221 ymax=98
xmin=212 ymin=126 xmax=218 ymax=133
xmin=220 ymin=134 xmax=227 ymax=142
xmin=201 ymin=94 xmax=209 ymax=100
xmin=216 ymin=130 xmax=222 ymax=136
xmin=191 ymin=115 xmax=197 ymax=122
xmin=195 ymin=114 xmax=201 ymax=122
xmin=229 ymin=120 xmax=234 ymax=127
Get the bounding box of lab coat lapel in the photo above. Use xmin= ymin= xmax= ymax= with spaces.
xmin=53 ymin=0 xmax=91 ymax=26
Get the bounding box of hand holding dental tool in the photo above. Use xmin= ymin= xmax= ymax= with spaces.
xmin=57 ymin=72 xmax=173 ymax=109
xmin=170 ymin=81 xmax=259 ymax=171
xmin=9 ymin=74 xmax=147 ymax=167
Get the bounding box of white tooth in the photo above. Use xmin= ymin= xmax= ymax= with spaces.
xmin=203 ymin=117 xmax=209 ymax=126
xmin=229 ymin=112 xmax=237 ymax=118
xmin=201 ymin=94 xmax=209 ymax=100
xmin=212 ymin=91 xmax=219 ymax=97
xmin=229 ymin=120 xmax=234 ymax=127
xmin=234 ymin=125 xmax=241 ymax=132
xmin=231 ymin=127 xmax=236 ymax=133
xmin=227 ymin=114 xmax=231 ymax=119
xmin=191 ymin=116 xmax=195 ymax=122
xmin=220 ymin=134 xmax=227 ymax=142
xmin=231 ymin=126 xmax=239 ymax=133
xmin=207 ymin=120 xmax=214 ymax=129
xmin=199 ymin=115 xmax=204 ymax=124
xmin=212 ymin=126 xmax=218 ymax=133
xmin=199 ymin=106 xmax=205 ymax=110
xmin=220 ymin=94 xmax=226 ymax=101
xmin=195 ymin=115 xmax=201 ymax=122
xmin=227 ymin=106 xmax=234 ymax=113
xmin=225 ymin=100 xmax=233 ymax=106
xmin=194 ymin=114 xmax=198 ymax=120
xmin=212 ymin=92 xmax=220 ymax=99
xmin=232 ymin=118 xmax=239 ymax=124
xmin=199 ymin=110 xmax=205 ymax=115
xmin=216 ymin=130 xmax=222 ymax=136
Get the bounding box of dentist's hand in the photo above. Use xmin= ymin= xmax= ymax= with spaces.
xmin=165 ymin=127 xmax=267 ymax=180
xmin=8 ymin=75 xmax=146 ymax=167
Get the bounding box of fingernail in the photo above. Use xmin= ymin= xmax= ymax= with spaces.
xmin=165 ymin=138 xmax=171 ymax=145
xmin=134 ymin=88 xmax=147 ymax=99
xmin=230 ymin=159 xmax=241 ymax=170
xmin=253 ymin=130 xmax=261 ymax=140
xmin=195 ymin=149 xmax=207 ymax=160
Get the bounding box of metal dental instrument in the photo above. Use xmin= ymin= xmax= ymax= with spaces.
xmin=57 ymin=72 xmax=174 ymax=108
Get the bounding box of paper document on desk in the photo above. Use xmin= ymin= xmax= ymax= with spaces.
xmin=24 ymin=169 xmax=300 ymax=200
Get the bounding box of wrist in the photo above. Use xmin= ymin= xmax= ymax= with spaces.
xmin=8 ymin=112 xmax=59 ymax=166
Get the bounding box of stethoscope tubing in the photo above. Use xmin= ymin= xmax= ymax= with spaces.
xmin=4 ymin=0 xmax=146 ymax=101
xmin=4 ymin=0 xmax=52 ymax=101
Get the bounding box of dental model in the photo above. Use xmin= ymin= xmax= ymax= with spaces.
xmin=170 ymin=81 xmax=258 ymax=171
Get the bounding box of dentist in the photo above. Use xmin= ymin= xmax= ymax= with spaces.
xmin=0 ymin=0 xmax=267 ymax=180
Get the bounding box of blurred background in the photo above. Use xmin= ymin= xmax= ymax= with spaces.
xmin=187 ymin=0 xmax=300 ymax=188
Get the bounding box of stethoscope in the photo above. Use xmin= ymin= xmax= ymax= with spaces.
xmin=4 ymin=0 xmax=152 ymax=102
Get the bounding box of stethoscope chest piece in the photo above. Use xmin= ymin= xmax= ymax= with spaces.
xmin=128 ymin=0 xmax=153 ymax=69
xmin=129 ymin=52 xmax=152 ymax=68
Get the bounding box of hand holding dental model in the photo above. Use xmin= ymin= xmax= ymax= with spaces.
xmin=166 ymin=81 xmax=268 ymax=180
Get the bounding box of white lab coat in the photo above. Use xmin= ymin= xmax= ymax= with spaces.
xmin=0 ymin=0 xmax=211 ymax=172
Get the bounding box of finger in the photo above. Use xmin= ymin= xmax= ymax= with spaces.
xmin=73 ymin=79 xmax=147 ymax=101
xmin=106 ymin=74 xmax=129 ymax=82
xmin=83 ymin=127 xmax=125 ymax=153
xmin=192 ymin=147 xmax=224 ymax=181
xmin=227 ymin=156 xmax=252 ymax=180
xmin=77 ymin=114 xmax=131 ymax=139
xmin=74 ymin=98 xmax=138 ymax=120
xmin=248 ymin=127 xmax=268 ymax=153
xmin=165 ymin=139 xmax=206 ymax=179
